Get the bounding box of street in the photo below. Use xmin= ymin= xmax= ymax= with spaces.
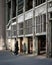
xmin=0 ymin=50 xmax=52 ymax=65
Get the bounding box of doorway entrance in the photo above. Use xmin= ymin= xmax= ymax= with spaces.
xmin=38 ymin=35 xmax=46 ymax=55
xmin=28 ymin=37 xmax=33 ymax=54
xmin=20 ymin=37 xmax=23 ymax=53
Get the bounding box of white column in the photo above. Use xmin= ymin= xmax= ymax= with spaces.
xmin=32 ymin=0 xmax=36 ymax=54
xmin=46 ymin=0 xmax=51 ymax=57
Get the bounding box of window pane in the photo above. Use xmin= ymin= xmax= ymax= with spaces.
xmin=43 ymin=14 xmax=46 ymax=32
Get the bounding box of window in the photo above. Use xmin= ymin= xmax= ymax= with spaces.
xmin=35 ymin=0 xmax=46 ymax=6
xmin=7 ymin=30 xmax=11 ymax=38
xmin=19 ymin=30 xmax=23 ymax=35
xmin=36 ymin=14 xmax=46 ymax=33
xmin=43 ymin=14 xmax=46 ymax=32
xmin=12 ymin=25 xmax=17 ymax=30
xmin=12 ymin=0 xmax=16 ymax=17
xmin=11 ymin=25 xmax=17 ymax=36
xmin=36 ymin=16 xmax=41 ymax=33
xmin=14 ymin=30 xmax=17 ymax=36
xmin=18 ymin=22 xmax=23 ymax=35
xmin=18 ymin=0 xmax=24 ymax=15
xmin=25 ymin=19 xmax=32 ymax=34
xmin=25 ymin=0 xmax=33 ymax=11
xmin=8 ymin=1 xmax=11 ymax=21
xmin=19 ymin=23 xmax=23 ymax=28
xmin=41 ymin=15 xmax=42 ymax=32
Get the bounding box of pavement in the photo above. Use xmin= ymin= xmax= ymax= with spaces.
xmin=0 ymin=50 xmax=52 ymax=65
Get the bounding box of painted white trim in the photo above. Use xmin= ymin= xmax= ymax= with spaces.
xmin=11 ymin=36 xmax=16 ymax=38
xmin=18 ymin=34 xmax=33 ymax=37
xmin=35 ymin=32 xmax=46 ymax=36
xmin=11 ymin=22 xmax=16 ymax=25
xmin=25 ymin=34 xmax=33 ymax=37
xmin=18 ymin=35 xmax=24 ymax=37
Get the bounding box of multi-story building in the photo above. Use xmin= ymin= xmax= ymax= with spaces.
xmin=0 ymin=0 xmax=6 ymax=50
xmin=6 ymin=0 xmax=52 ymax=57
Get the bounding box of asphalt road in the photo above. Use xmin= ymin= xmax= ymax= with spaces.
xmin=0 ymin=50 xmax=52 ymax=65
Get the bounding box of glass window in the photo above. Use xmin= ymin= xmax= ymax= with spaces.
xmin=12 ymin=0 xmax=16 ymax=17
xmin=19 ymin=23 xmax=23 ymax=28
xmin=25 ymin=0 xmax=33 ymax=11
xmin=35 ymin=0 xmax=46 ymax=6
xmin=36 ymin=16 xmax=41 ymax=33
xmin=43 ymin=14 xmax=46 ymax=32
xmin=19 ymin=30 xmax=23 ymax=35
xmin=18 ymin=0 xmax=24 ymax=15
xmin=7 ymin=30 xmax=11 ymax=37
xmin=18 ymin=22 xmax=23 ymax=35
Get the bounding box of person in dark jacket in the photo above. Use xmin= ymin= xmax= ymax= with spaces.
xmin=14 ymin=38 xmax=19 ymax=55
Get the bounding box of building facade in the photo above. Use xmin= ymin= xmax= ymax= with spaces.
xmin=0 ymin=0 xmax=6 ymax=50
xmin=6 ymin=0 xmax=52 ymax=57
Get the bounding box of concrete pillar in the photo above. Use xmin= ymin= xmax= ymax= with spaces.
xmin=46 ymin=0 xmax=52 ymax=58
xmin=47 ymin=22 xmax=52 ymax=57
xmin=32 ymin=0 xmax=37 ymax=55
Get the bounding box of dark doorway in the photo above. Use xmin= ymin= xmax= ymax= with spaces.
xmin=20 ymin=37 xmax=23 ymax=53
xmin=38 ymin=35 xmax=46 ymax=55
xmin=28 ymin=37 xmax=33 ymax=54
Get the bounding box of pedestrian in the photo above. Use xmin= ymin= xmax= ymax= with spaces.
xmin=14 ymin=38 xmax=19 ymax=55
